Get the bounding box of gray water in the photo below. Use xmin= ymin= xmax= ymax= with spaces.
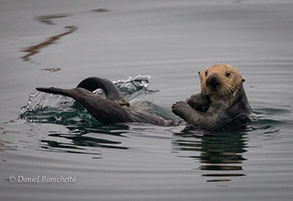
xmin=1 ymin=0 xmax=293 ymax=200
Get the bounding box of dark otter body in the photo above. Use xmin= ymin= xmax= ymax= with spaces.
xmin=172 ymin=85 xmax=252 ymax=131
xmin=37 ymin=77 xmax=176 ymax=126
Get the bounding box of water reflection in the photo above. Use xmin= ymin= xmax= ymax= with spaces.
xmin=36 ymin=13 xmax=71 ymax=25
xmin=40 ymin=129 xmax=128 ymax=158
xmin=21 ymin=26 xmax=78 ymax=61
xmin=173 ymin=130 xmax=248 ymax=182
xmin=21 ymin=98 xmax=130 ymax=154
xmin=47 ymin=123 xmax=129 ymax=150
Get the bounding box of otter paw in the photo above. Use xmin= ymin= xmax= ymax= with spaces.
xmin=187 ymin=94 xmax=210 ymax=112
xmin=172 ymin=101 xmax=190 ymax=117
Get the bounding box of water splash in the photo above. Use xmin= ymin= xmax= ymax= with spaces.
xmin=20 ymin=90 xmax=74 ymax=115
xmin=113 ymin=74 xmax=157 ymax=96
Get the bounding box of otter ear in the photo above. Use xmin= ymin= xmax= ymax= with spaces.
xmin=242 ymin=79 xmax=245 ymax=83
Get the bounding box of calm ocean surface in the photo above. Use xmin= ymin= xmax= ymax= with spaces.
xmin=0 ymin=0 xmax=293 ymax=200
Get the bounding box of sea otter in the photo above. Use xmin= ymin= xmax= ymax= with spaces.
xmin=37 ymin=77 xmax=176 ymax=126
xmin=172 ymin=64 xmax=252 ymax=130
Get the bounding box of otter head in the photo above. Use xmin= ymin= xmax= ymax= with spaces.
xmin=198 ymin=64 xmax=245 ymax=100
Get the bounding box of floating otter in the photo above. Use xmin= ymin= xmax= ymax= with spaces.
xmin=37 ymin=77 xmax=176 ymax=126
xmin=172 ymin=64 xmax=252 ymax=130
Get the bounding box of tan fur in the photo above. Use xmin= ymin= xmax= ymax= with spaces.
xmin=198 ymin=64 xmax=244 ymax=102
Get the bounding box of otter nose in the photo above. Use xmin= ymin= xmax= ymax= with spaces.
xmin=206 ymin=75 xmax=220 ymax=89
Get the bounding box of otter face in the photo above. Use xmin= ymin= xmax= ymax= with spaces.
xmin=198 ymin=64 xmax=244 ymax=97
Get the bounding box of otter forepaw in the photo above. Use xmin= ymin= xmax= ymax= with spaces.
xmin=172 ymin=101 xmax=190 ymax=118
xmin=172 ymin=101 xmax=204 ymax=126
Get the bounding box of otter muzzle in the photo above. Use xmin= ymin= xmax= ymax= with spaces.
xmin=206 ymin=74 xmax=220 ymax=90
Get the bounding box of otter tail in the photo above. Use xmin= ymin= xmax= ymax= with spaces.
xmin=76 ymin=77 xmax=123 ymax=101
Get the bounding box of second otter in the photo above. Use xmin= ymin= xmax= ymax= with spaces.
xmin=172 ymin=64 xmax=252 ymax=130
xmin=37 ymin=77 xmax=176 ymax=127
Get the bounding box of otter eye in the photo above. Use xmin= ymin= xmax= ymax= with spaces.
xmin=205 ymin=71 xmax=208 ymax=76
xmin=226 ymin=72 xmax=231 ymax=77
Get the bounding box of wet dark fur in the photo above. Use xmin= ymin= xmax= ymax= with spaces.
xmin=37 ymin=77 xmax=176 ymax=126
xmin=172 ymin=85 xmax=252 ymax=131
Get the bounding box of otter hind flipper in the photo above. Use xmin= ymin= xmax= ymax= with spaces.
xmin=36 ymin=87 xmax=72 ymax=97
xmin=36 ymin=87 xmax=132 ymax=124
xmin=76 ymin=77 xmax=123 ymax=101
